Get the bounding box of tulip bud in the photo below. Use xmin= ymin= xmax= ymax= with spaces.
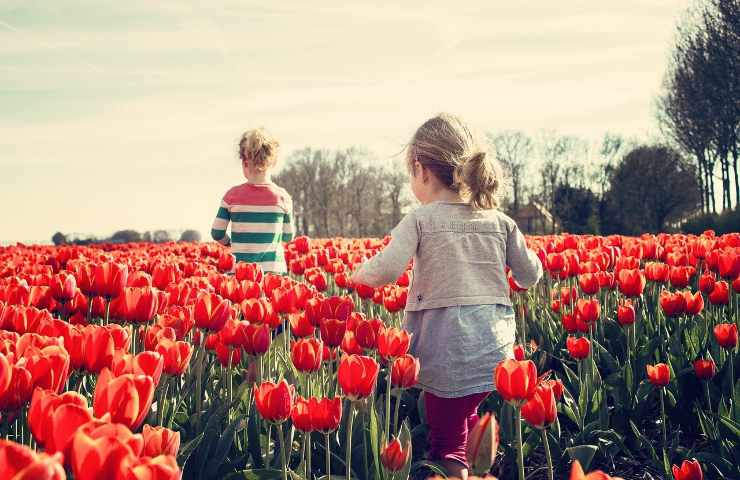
xmin=466 ymin=412 xmax=499 ymax=476
xmin=380 ymin=436 xmax=410 ymax=472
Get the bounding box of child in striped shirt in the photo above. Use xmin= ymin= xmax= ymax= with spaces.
xmin=211 ymin=128 xmax=294 ymax=274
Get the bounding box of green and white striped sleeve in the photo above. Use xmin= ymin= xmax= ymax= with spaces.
xmin=282 ymin=196 xmax=295 ymax=242
xmin=211 ymin=199 xmax=231 ymax=245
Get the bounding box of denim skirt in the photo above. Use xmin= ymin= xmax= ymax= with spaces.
xmin=403 ymin=304 xmax=516 ymax=398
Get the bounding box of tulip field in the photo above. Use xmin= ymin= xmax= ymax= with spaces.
xmin=0 ymin=232 xmax=738 ymax=480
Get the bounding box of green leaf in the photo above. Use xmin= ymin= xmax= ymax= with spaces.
xmin=719 ymin=416 xmax=740 ymax=440
xmin=410 ymin=460 xmax=448 ymax=478
xmin=565 ymin=444 xmax=598 ymax=471
xmin=177 ymin=432 xmax=204 ymax=467
xmin=396 ymin=420 xmax=413 ymax=480
xmin=205 ymin=416 xmax=247 ymax=476
xmin=248 ymin=409 xmax=265 ymax=468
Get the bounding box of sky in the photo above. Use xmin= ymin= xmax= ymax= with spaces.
xmin=0 ymin=0 xmax=691 ymax=243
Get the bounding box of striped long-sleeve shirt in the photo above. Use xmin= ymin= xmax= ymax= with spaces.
xmin=211 ymin=182 xmax=294 ymax=273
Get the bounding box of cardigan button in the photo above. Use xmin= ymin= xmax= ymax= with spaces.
xmin=417 ymin=294 xmax=423 ymax=302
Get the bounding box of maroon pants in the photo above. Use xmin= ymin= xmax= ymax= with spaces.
xmin=424 ymin=391 xmax=490 ymax=467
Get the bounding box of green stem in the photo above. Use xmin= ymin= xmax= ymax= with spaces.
xmin=304 ymin=432 xmax=312 ymax=479
xmin=660 ymin=388 xmax=668 ymax=475
xmin=515 ymin=406 xmax=525 ymax=480
xmin=541 ymin=429 xmax=553 ymax=480
xmin=346 ymin=403 xmax=355 ymax=480
xmin=158 ymin=376 xmax=170 ymax=426
xmin=393 ymin=390 xmax=402 ymax=435
xmin=104 ymin=298 xmax=111 ymax=325
xmin=277 ymin=423 xmax=288 ymax=480
xmin=385 ymin=365 xmax=392 ymax=440
xmin=325 ymin=433 xmax=332 ymax=480
xmin=704 ymin=381 xmax=712 ymax=413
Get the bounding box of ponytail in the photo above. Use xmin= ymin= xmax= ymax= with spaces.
xmin=460 ymin=150 xmax=502 ymax=209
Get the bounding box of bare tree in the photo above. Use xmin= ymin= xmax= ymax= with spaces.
xmin=488 ymin=131 xmax=532 ymax=212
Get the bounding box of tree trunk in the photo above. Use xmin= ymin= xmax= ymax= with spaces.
xmin=732 ymin=145 xmax=739 ymax=210
xmin=696 ymin=157 xmax=706 ymax=213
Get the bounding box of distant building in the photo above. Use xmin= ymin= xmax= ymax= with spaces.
xmin=508 ymin=202 xmax=558 ymax=235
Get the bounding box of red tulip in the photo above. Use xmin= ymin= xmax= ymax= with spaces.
xmin=718 ymin=251 xmax=739 ymax=279
xmin=307 ymin=396 xmax=342 ymax=433
xmin=377 ymin=327 xmax=410 ymax=360
xmin=569 ymin=459 xmax=624 ymax=479
xmin=127 ymin=454 xmax=180 ymax=480
xmin=566 ymin=336 xmax=590 ymax=361
xmin=193 ymin=292 xmax=232 ymax=332
xmin=693 ymin=359 xmax=716 ymax=381
xmin=239 ymin=322 xmax=271 ymax=356
xmin=660 ymin=291 xmax=687 ymax=317
xmin=50 ymin=272 xmax=77 ymax=302
xmin=521 ymin=383 xmax=558 ymax=429
xmin=92 ymin=262 xmax=128 ymax=299
xmin=672 ymin=459 xmax=703 ymax=480
xmin=254 ymin=379 xmax=294 ymax=424
xmin=0 ymin=353 xmax=10 ymax=398
xmin=576 ymin=298 xmax=600 ymax=327
xmin=708 ymin=281 xmax=729 ymax=305
xmin=494 ymin=359 xmax=537 ymax=405
xmin=142 ymin=425 xmax=180 ymax=457
xmin=0 ymin=363 xmax=33 ymax=412
xmin=340 ymin=331 xmax=364 ymax=355
xmin=111 ymin=350 xmax=164 ymax=386
xmin=288 ymin=312 xmax=314 ymax=338
xmin=513 ymin=344 xmax=525 ymax=361
xmin=151 ymin=263 xmax=180 ymax=291
xmin=0 ymin=439 xmax=66 ymax=480
xmin=320 ymin=318 xmax=347 ymax=348
xmin=28 ymin=388 xmax=90 ymax=451
xmin=713 ymin=323 xmax=738 ymax=349
xmin=682 ymin=291 xmax=704 ymax=315
xmin=466 ymin=412 xmax=499 ymax=475
xmin=380 ymin=436 xmax=410 ymax=472
xmin=646 ymin=363 xmax=670 ymax=387
xmin=70 ymin=426 xmax=139 ymax=480
xmin=338 ymin=354 xmax=379 ymax=401
xmin=355 ymin=318 xmax=384 ymax=350
xmin=291 ymin=338 xmax=323 ymax=373
xmin=115 ymin=287 xmax=159 ymax=324
xmin=291 ymin=395 xmax=342 ymax=433
xmin=235 ymin=262 xmax=263 ymax=283
xmin=93 ymin=368 xmax=155 ymax=430
xmin=578 ymin=273 xmax=600 ymax=295
xmin=698 ymin=272 xmax=716 ymax=294
xmin=616 ymin=301 xmax=636 ymax=327
xmin=391 ymin=354 xmax=420 ymax=389
xmin=155 ymin=340 xmax=192 ymax=375
xmin=645 ymin=262 xmax=670 ymax=283
xmin=617 ymin=269 xmax=645 ymax=297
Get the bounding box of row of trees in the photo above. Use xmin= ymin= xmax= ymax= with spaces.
xmin=273 ymin=147 xmax=408 ymax=238
xmin=270 ymin=133 xmax=700 ymax=237
xmin=658 ymin=0 xmax=739 ymax=214
xmin=51 ymin=229 xmax=201 ymax=245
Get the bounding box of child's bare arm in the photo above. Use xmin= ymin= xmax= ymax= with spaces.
xmin=211 ymin=200 xmax=231 ymax=246
xmin=351 ymin=213 xmax=418 ymax=288
xmin=506 ymin=222 xmax=542 ymax=288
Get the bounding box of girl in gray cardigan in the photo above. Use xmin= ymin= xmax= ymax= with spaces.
xmin=351 ymin=113 xmax=542 ymax=479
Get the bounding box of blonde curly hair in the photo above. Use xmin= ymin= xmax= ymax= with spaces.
xmin=238 ymin=128 xmax=280 ymax=172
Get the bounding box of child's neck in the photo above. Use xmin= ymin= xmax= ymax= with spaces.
xmin=247 ymin=172 xmax=271 ymax=184
xmin=425 ymin=188 xmax=463 ymax=204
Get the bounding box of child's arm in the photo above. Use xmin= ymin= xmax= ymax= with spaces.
xmin=211 ymin=199 xmax=231 ymax=246
xmin=506 ymin=222 xmax=542 ymax=288
xmin=282 ymin=196 xmax=295 ymax=243
xmin=351 ymin=213 xmax=418 ymax=288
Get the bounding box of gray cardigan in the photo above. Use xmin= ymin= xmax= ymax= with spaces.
xmin=352 ymin=201 xmax=542 ymax=311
